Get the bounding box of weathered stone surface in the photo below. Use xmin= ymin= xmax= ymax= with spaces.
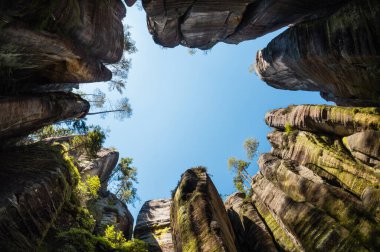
xmin=258 ymin=153 xmax=380 ymax=250
xmin=88 ymin=192 xmax=134 ymax=240
xmin=267 ymin=130 xmax=380 ymax=198
xmin=0 ymin=144 xmax=75 ymax=251
xmin=344 ymin=130 xmax=380 ymax=167
xmin=265 ymin=105 xmax=380 ymax=137
xmin=251 ymin=173 xmax=369 ymax=251
xmin=134 ymin=199 xmax=174 ymax=252
xmin=0 ymin=92 xmax=89 ymax=142
xmin=77 ymin=148 xmax=119 ymax=193
xmin=256 ymin=0 xmax=380 ymax=106
xmin=143 ymin=0 xmax=345 ymax=49
xmin=171 ymin=167 xmax=237 ymax=252
xmin=224 ymin=192 xmax=278 ymax=252
xmin=242 ymin=104 xmax=380 ymax=251
xmin=0 ymin=0 xmax=126 ymax=85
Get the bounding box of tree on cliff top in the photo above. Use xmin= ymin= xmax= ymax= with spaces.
xmin=109 ymin=157 xmax=140 ymax=206
xmin=78 ymin=26 xmax=136 ymax=121
xmin=228 ymin=138 xmax=259 ymax=196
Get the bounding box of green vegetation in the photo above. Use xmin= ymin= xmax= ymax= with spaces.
xmin=228 ymin=138 xmax=259 ymax=195
xmin=70 ymin=126 xmax=106 ymax=158
xmin=77 ymin=175 xmax=101 ymax=202
xmin=109 ymin=158 xmax=140 ymax=206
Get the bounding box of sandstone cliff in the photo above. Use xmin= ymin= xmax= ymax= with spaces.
xmin=170 ymin=167 xmax=237 ymax=252
xmin=0 ymin=144 xmax=76 ymax=251
xmin=0 ymin=0 xmax=126 ymax=86
xmin=142 ymin=0 xmax=345 ymax=49
xmin=245 ymin=104 xmax=380 ymax=251
xmin=255 ymin=0 xmax=380 ymax=106
xmin=0 ymin=92 xmax=89 ymax=143
xmin=134 ymin=199 xmax=174 ymax=251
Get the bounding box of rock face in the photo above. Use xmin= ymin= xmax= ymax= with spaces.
xmin=0 ymin=0 xmax=126 ymax=85
xmin=134 ymin=199 xmax=174 ymax=252
xmin=244 ymin=104 xmax=380 ymax=251
xmin=88 ymin=192 xmax=134 ymax=240
xmin=77 ymin=148 xmax=134 ymax=240
xmin=78 ymin=148 xmax=119 ymax=193
xmin=0 ymin=92 xmax=89 ymax=142
xmin=0 ymin=144 xmax=75 ymax=251
xmin=256 ymin=0 xmax=380 ymax=106
xmin=142 ymin=0 xmax=345 ymax=49
xmin=224 ymin=193 xmax=278 ymax=252
xmin=170 ymin=167 xmax=237 ymax=252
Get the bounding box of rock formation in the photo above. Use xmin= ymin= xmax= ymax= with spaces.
xmin=0 ymin=144 xmax=76 ymax=251
xmin=0 ymin=0 xmax=126 ymax=86
xmin=78 ymin=148 xmax=119 ymax=193
xmin=143 ymin=0 xmax=380 ymax=106
xmin=225 ymin=192 xmax=278 ymax=252
xmin=88 ymin=192 xmax=134 ymax=240
xmin=0 ymin=92 xmax=89 ymax=142
xmin=170 ymin=167 xmax=237 ymax=252
xmin=255 ymin=0 xmax=380 ymax=106
xmin=142 ymin=0 xmax=345 ymax=49
xmin=75 ymin=147 xmax=134 ymax=239
xmin=134 ymin=199 xmax=174 ymax=251
xmin=244 ymin=104 xmax=380 ymax=251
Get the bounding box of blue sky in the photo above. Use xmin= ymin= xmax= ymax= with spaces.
xmin=82 ymin=6 xmax=331 ymax=219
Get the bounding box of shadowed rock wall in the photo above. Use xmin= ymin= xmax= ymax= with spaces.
xmin=0 ymin=144 xmax=75 ymax=251
xmin=142 ymin=0 xmax=345 ymax=49
xmin=0 ymin=92 xmax=89 ymax=142
xmin=255 ymin=0 xmax=380 ymax=106
xmin=0 ymin=0 xmax=126 ymax=85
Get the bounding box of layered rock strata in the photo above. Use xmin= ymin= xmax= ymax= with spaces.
xmin=244 ymin=104 xmax=380 ymax=251
xmin=0 ymin=144 xmax=75 ymax=251
xmin=0 ymin=92 xmax=89 ymax=142
xmin=142 ymin=0 xmax=345 ymax=49
xmin=0 ymin=0 xmax=126 ymax=85
xmin=256 ymin=0 xmax=380 ymax=106
xmin=224 ymin=192 xmax=278 ymax=252
xmin=170 ymin=167 xmax=237 ymax=252
xmin=134 ymin=199 xmax=174 ymax=251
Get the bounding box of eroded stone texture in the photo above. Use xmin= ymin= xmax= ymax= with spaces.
xmin=344 ymin=130 xmax=380 ymax=167
xmin=171 ymin=167 xmax=237 ymax=252
xmin=143 ymin=0 xmax=345 ymax=49
xmin=0 ymin=144 xmax=74 ymax=251
xmin=243 ymin=104 xmax=380 ymax=251
xmin=77 ymin=148 xmax=119 ymax=193
xmin=256 ymin=0 xmax=380 ymax=106
xmin=88 ymin=192 xmax=134 ymax=240
xmin=265 ymin=105 xmax=380 ymax=137
xmin=0 ymin=0 xmax=126 ymax=85
xmin=224 ymin=192 xmax=278 ymax=252
xmin=0 ymin=92 xmax=89 ymax=141
xmin=134 ymin=199 xmax=174 ymax=252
